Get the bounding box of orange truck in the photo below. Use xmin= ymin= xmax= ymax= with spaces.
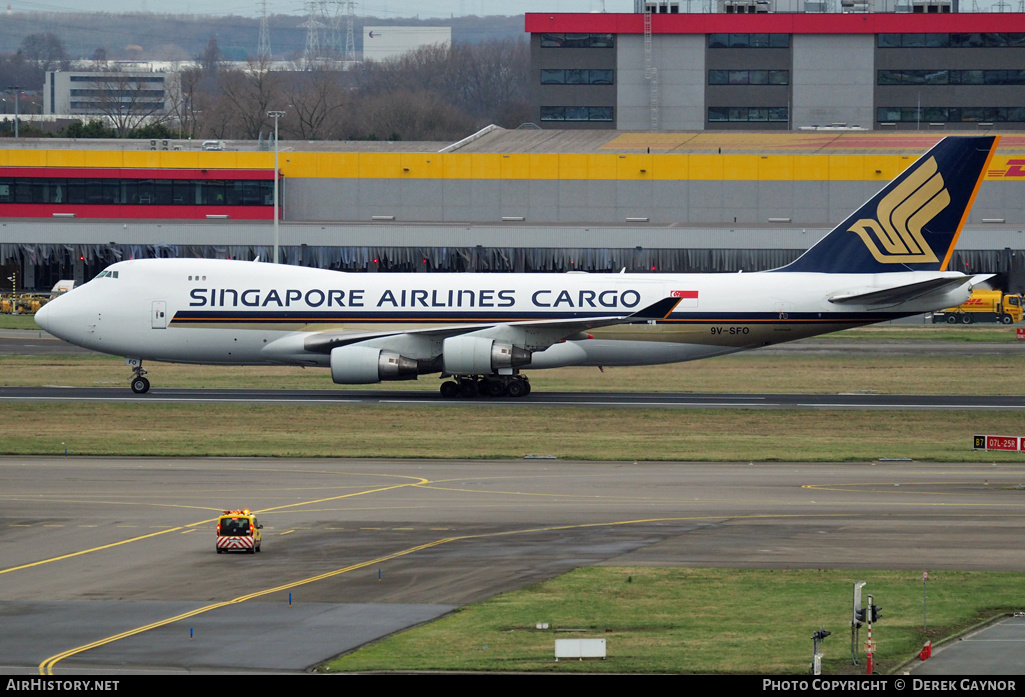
xmin=932 ymin=290 xmax=1024 ymax=325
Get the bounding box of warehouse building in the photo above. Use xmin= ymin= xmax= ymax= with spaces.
xmin=527 ymin=6 xmax=1025 ymax=131
xmin=2 ymin=129 xmax=1025 ymax=293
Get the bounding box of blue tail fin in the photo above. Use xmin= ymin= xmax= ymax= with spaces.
xmin=777 ymin=135 xmax=998 ymax=274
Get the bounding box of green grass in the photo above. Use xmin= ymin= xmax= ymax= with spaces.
xmin=3 ymin=403 xmax=1025 ymax=461
xmin=0 ymin=314 xmax=43 ymax=330
xmin=323 ymin=568 xmax=1024 ymax=674
xmin=812 ymin=324 xmax=1020 ymax=342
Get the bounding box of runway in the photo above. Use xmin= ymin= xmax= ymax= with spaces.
xmin=2 ymin=457 xmax=1024 ymax=674
xmin=2 ymin=385 xmax=1025 ymax=410
xmin=0 ymin=329 xmax=94 ymax=356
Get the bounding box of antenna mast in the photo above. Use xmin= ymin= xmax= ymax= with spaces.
xmin=301 ymin=1 xmax=326 ymax=69
xmin=345 ymin=1 xmax=357 ymax=63
xmin=258 ymin=0 xmax=271 ymax=60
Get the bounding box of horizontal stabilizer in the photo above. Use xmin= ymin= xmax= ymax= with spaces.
xmin=828 ymin=276 xmax=976 ymax=306
xmin=626 ymin=296 xmax=683 ymax=321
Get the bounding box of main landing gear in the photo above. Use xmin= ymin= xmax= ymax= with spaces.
xmin=439 ymin=374 xmax=531 ymax=399
xmin=130 ymin=363 xmax=151 ymax=394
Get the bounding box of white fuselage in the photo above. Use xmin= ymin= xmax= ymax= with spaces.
xmin=36 ymin=258 xmax=972 ymax=373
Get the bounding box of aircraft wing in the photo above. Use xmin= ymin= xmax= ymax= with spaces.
xmin=827 ymin=275 xmax=983 ymax=306
xmin=302 ymin=296 xmax=682 ymax=354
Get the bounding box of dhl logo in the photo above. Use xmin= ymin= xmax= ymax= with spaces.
xmin=989 ymin=159 xmax=1025 ymax=178
xmin=849 ymin=156 xmax=947 ymax=265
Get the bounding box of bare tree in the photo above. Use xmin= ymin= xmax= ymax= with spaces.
xmin=448 ymin=39 xmax=531 ymax=125
xmin=165 ymin=67 xmax=205 ymax=139
xmin=18 ymin=33 xmax=70 ymax=71
xmin=386 ymin=43 xmax=454 ymax=95
xmin=85 ymin=68 xmax=171 ymax=138
xmin=281 ymin=67 xmax=346 ymax=140
xmin=152 ymin=35 xmax=531 ymax=142
xmin=0 ymin=54 xmax=43 ymax=95
xmin=352 ymin=38 xmax=530 ymax=132
xmin=216 ymin=56 xmax=282 ymax=140
xmin=198 ymin=36 xmax=221 ymax=75
xmin=197 ymin=94 xmax=236 ymax=140
xmin=354 ymin=89 xmax=474 ymax=142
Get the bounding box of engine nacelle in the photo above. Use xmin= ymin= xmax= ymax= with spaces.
xmin=442 ymin=336 xmax=531 ymax=375
xmin=330 ymin=345 xmax=419 ymax=384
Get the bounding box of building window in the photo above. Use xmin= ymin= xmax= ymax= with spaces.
xmin=69 ymin=75 xmax=164 ymax=82
xmin=709 ymin=106 xmax=788 ymax=122
xmin=540 ymin=106 xmax=614 ymax=122
xmin=878 ymin=33 xmax=1025 ymax=48
xmin=709 ymin=33 xmax=789 ymax=49
xmin=540 ymin=69 xmax=614 ymax=85
xmin=0 ymin=177 xmax=275 ymax=206
xmin=540 ymin=33 xmax=614 ymax=48
xmin=708 ymin=70 xmax=789 ymax=85
xmin=877 ymin=106 xmax=1025 ymax=122
xmin=878 ymin=69 xmax=1025 ymax=85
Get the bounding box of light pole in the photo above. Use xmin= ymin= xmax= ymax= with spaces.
xmin=5 ymin=86 xmax=20 ymax=138
xmin=6 ymin=273 xmax=15 ymax=314
xmin=267 ymin=110 xmax=285 ymax=264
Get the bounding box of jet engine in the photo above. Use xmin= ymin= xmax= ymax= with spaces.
xmin=330 ymin=345 xmax=419 ymax=384
xmin=442 ymin=336 xmax=531 ymax=375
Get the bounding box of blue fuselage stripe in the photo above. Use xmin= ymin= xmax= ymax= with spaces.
xmin=170 ymin=310 xmax=908 ymax=325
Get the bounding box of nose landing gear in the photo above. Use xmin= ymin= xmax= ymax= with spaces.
xmin=130 ymin=363 xmax=150 ymax=394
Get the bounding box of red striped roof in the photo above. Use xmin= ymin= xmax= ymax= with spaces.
xmin=525 ymin=12 xmax=1025 ymax=35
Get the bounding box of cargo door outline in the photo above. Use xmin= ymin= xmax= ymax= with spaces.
xmin=151 ymin=301 xmax=168 ymax=329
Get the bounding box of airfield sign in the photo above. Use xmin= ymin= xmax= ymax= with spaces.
xmin=973 ymin=435 xmax=1022 ymax=451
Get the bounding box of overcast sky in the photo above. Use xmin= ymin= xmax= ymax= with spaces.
xmin=5 ymin=0 xmax=631 ymax=18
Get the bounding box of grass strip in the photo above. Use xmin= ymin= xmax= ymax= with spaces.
xmin=3 ymin=403 xmax=1025 ymax=461
xmin=2 ymin=350 xmax=1025 ymax=394
xmin=323 ymin=567 xmax=1025 ymax=674
xmin=0 ymin=316 xmax=44 ymax=330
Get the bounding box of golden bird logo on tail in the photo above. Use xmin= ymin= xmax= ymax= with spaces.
xmin=849 ymin=156 xmax=950 ymax=264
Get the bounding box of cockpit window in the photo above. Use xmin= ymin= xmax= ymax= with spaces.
xmin=93 ymin=270 xmax=119 ymax=280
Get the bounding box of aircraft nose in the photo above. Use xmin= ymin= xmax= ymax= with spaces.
xmin=34 ymin=301 xmax=52 ymax=332
xmin=34 ymin=295 xmax=77 ymax=342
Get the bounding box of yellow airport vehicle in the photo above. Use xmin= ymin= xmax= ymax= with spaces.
xmin=932 ymin=289 xmax=1024 ymax=325
xmin=215 ymin=509 xmax=263 ymax=554
xmin=1 ymin=294 xmax=49 ymax=314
